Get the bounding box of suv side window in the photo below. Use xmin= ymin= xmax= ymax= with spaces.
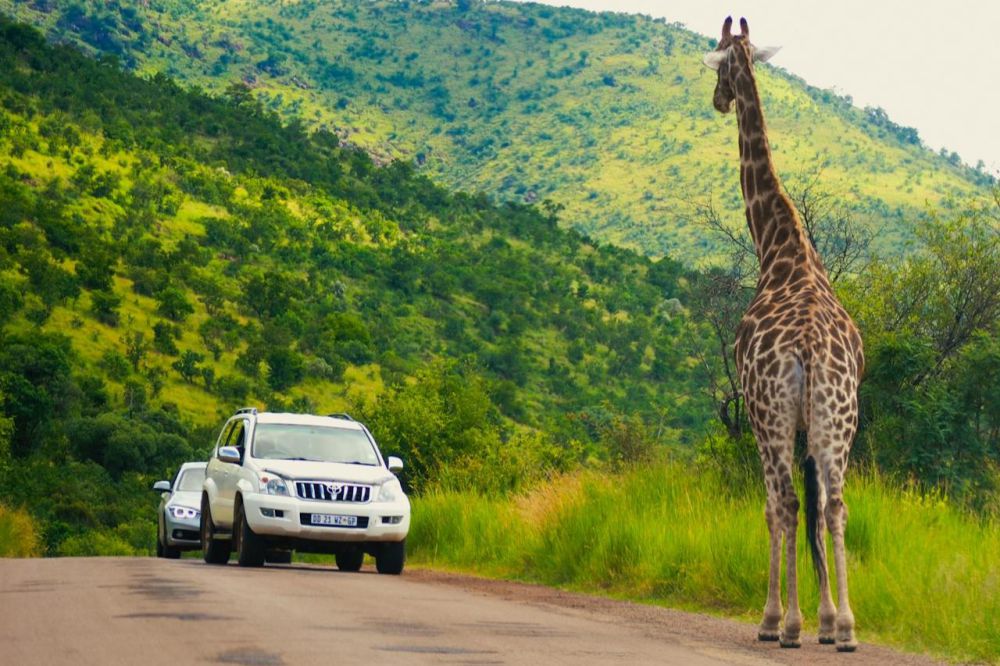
xmin=214 ymin=421 xmax=236 ymax=458
xmin=227 ymin=420 xmax=247 ymax=464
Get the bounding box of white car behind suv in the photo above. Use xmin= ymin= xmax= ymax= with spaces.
xmin=200 ymin=408 xmax=410 ymax=573
xmin=153 ymin=461 xmax=207 ymax=558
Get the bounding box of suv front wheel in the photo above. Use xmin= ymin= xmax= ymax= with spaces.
xmin=201 ymin=494 xmax=232 ymax=565
xmin=375 ymin=540 xmax=405 ymax=575
xmin=335 ymin=547 xmax=364 ymax=572
xmin=234 ymin=500 xmax=266 ymax=567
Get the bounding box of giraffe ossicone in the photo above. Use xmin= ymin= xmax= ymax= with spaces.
xmin=703 ymin=16 xmax=864 ymax=653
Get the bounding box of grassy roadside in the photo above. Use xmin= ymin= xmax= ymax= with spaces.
xmin=407 ymin=463 xmax=1000 ymax=664
xmin=0 ymin=504 xmax=41 ymax=557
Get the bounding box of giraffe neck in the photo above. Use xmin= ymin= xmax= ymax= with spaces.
xmin=729 ymin=45 xmax=813 ymax=280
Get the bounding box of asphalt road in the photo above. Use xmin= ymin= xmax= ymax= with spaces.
xmin=0 ymin=557 xmax=942 ymax=666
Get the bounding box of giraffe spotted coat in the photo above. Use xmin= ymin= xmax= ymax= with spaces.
xmin=704 ymin=17 xmax=864 ymax=652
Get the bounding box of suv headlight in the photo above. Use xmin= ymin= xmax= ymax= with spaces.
xmin=167 ymin=506 xmax=199 ymax=520
xmin=377 ymin=478 xmax=403 ymax=503
xmin=259 ymin=473 xmax=289 ymax=496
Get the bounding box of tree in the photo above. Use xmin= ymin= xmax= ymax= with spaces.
xmin=846 ymin=202 xmax=1000 ymax=383
xmin=152 ymin=321 xmax=180 ymax=355
xmin=355 ymin=361 xmax=500 ymax=491
xmin=172 ymin=350 xmax=204 ymax=383
xmin=90 ymin=289 xmax=121 ymax=327
xmin=0 ymin=274 xmax=24 ymax=324
xmin=842 ymin=193 xmax=1000 ymax=499
xmin=0 ymin=333 xmax=75 ymax=457
xmin=786 ymin=171 xmax=876 ymax=283
xmin=686 ymin=182 xmax=873 ymax=441
xmin=121 ymin=328 xmax=147 ymax=371
xmin=155 ymin=286 xmax=194 ymax=322
xmin=265 ymin=347 xmax=304 ymax=392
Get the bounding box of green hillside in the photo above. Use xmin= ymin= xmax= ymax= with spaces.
xmin=0 ymin=16 xmax=714 ymax=552
xmin=0 ymin=0 xmax=991 ymax=260
xmin=0 ymin=8 xmax=997 ymax=563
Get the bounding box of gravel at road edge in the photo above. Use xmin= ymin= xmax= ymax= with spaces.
xmin=407 ymin=568 xmax=945 ymax=666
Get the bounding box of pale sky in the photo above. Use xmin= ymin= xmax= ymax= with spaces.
xmin=514 ymin=0 xmax=1000 ymax=174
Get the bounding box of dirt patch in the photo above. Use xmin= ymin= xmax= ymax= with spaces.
xmin=128 ymin=574 xmax=202 ymax=601
xmin=378 ymin=645 xmax=499 ymax=655
xmin=118 ymin=612 xmax=232 ymax=622
xmin=213 ymin=647 xmax=284 ymax=666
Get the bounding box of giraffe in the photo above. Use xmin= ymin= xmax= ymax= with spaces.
xmin=702 ymin=17 xmax=865 ymax=652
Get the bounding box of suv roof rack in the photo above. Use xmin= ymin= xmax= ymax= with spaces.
xmin=327 ymin=412 xmax=354 ymax=421
xmin=234 ymin=406 xmax=258 ymax=416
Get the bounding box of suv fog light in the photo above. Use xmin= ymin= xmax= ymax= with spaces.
xmin=260 ymin=508 xmax=285 ymax=518
xmin=381 ymin=516 xmax=403 ymax=525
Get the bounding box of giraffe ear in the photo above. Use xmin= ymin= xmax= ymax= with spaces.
xmin=702 ymin=51 xmax=727 ymax=71
xmin=753 ymin=45 xmax=781 ymax=63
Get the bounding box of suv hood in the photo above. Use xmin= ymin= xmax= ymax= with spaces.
xmin=256 ymin=460 xmax=394 ymax=485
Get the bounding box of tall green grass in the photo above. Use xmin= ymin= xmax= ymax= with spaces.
xmin=0 ymin=503 xmax=41 ymax=557
xmin=409 ymin=464 xmax=1000 ymax=663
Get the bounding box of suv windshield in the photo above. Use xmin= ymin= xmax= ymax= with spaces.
xmin=252 ymin=424 xmax=380 ymax=465
xmin=176 ymin=468 xmax=206 ymax=492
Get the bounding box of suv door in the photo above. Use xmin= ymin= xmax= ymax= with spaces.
xmin=216 ymin=419 xmax=247 ymax=525
xmin=206 ymin=419 xmax=236 ymax=526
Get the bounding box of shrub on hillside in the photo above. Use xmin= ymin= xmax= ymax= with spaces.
xmin=355 ymin=360 xmax=504 ymax=492
xmin=0 ymin=503 xmax=41 ymax=557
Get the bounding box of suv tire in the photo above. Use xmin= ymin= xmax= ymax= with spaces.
xmin=235 ymin=500 xmax=266 ymax=568
xmin=201 ymin=495 xmax=232 ymax=565
xmin=335 ymin=547 xmax=364 ymax=572
xmin=375 ymin=540 xmax=405 ymax=575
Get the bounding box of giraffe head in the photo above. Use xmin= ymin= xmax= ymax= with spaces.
xmin=703 ymin=17 xmax=780 ymax=113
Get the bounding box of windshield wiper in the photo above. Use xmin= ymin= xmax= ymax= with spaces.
xmin=275 ymin=457 xmax=324 ymax=462
xmin=342 ymin=461 xmax=377 ymax=466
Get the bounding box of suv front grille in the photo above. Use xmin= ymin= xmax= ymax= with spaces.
xmin=295 ymin=481 xmax=372 ymax=503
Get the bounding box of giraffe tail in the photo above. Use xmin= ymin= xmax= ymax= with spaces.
xmin=803 ymin=454 xmax=823 ymax=581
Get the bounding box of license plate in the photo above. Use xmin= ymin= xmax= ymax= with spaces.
xmin=310 ymin=514 xmax=357 ymax=527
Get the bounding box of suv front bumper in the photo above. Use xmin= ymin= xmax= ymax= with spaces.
xmin=242 ymin=493 xmax=410 ymax=543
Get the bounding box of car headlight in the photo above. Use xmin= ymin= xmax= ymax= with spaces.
xmin=259 ymin=473 xmax=289 ymax=496
xmin=377 ymin=478 xmax=403 ymax=503
xmin=167 ymin=505 xmax=199 ymax=520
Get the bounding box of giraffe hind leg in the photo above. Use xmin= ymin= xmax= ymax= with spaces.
xmin=753 ymin=433 xmax=801 ymax=646
xmin=758 ymin=502 xmax=782 ymax=642
xmin=810 ymin=416 xmax=858 ymax=651
xmin=826 ymin=475 xmax=858 ymax=651
xmin=777 ymin=467 xmax=802 ymax=648
xmin=804 ymin=454 xmax=837 ymax=644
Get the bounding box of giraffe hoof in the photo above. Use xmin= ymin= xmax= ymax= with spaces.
xmin=757 ymin=631 xmax=780 ymax=642
xmin=836 ymin=641 xmax=858 ymax=653
xmin=779 ymin=637 xmax=801 ymax=649
xmin=818 ymin=635 xmax=836 ymax=645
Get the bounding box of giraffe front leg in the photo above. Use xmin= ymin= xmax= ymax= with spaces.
xmin=779 ymin=488 xmax=802 ymax=648
xmin=758 ymin=503 xmax=783 ymax=642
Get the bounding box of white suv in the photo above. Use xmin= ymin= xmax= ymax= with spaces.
xmin=200 ymin=408 xmax=410 ymax=574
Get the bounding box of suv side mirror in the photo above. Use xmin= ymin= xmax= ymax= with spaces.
xmin=387 ymin=456 xmax=404 ymax=473
xmin=218 ymin=446 xmax=241 ymax=464
xmin=152 ymin=480 xmax=171 ymax=492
